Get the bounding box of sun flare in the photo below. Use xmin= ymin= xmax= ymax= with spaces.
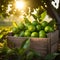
xmin=15 ymin=1 xmax=25 ymax=10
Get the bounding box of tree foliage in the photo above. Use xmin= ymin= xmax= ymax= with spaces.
xmin=0 ymin=0 xmax=60 ymax=18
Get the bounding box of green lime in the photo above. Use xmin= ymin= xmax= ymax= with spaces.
xmin=39 ymin=30 xmax=47 ymax=38
xmin=28 ymin=25 xmax=36 ymax=32
xmin=36 ymin=24 xmax=42 ymax=31
xmin=24 ymin=30 xmax=31 ymax=37
xmin=18 ymin=23 xmax=25 ymax=30
xmin=25 ymin=23 xmax=31 ymax=29
xmin=49 ymin=27 xmax=54 ymax=32
xmin=12 ymin=27 xmax=19 ymax=34
xmin=41 ymin=21 xmax=48 ymax=28
xmin=32 ymin=21 xmax=39 ymax=26
xmin=31 ymin=32 xmax=39 ymax=37
xmin=44 ymin=26 xmax=53 ymax=32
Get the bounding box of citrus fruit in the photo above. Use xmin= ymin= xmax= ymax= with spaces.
xmin=25 ymin=23 xmax=31 ymax=29
xmin=24 ymin=30 xmax=31 ymax=37
xmin=28 ymin=25 xmax=36 ymax=32
xmin=32 ymin=21 xmax=39 ymax=26
xmin=36 ymin=24 xmax=42 ymax=31
xmin=31 ymin=32 xmax=39 ymax=37
xmin=12 ymin=27 xmax=19 ymax=34
xmin=18 ymin=23 xmax=25 ymax=30
xmin=49 ymin=27 xmax=54 ymax=32
xmin=44 ymin=26 xmax=53 ymax=32
xmin=41 ymin=21 xmax=48 ymax=28
xmin=19 ymin=31 xmax=25 ymax=37
xmin=39 ymin=30 xmax=47 ymax=38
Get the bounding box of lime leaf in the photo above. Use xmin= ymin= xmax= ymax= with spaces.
xmin=40 ymin=11 xmax=47 ymax=20
xmin=19 ymin=38 xmax=30 ymax=55
xmin=20 ymin=38 xmax=30 ymax=49
xmin=31 ymin=14 xmax=37 ymax=20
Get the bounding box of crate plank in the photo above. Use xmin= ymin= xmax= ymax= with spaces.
xmin=7 ymin=36 xmax=28 ymax=48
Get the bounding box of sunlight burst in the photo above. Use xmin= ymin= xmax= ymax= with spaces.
xmin=15 ymin=1 xmax=25 ymax=10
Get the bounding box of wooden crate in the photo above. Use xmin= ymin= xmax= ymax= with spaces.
xmin=7 ymin=30 xmax=59 ymax=56
xmin=7 ymin=37 xmax=28 ymax=48
xmin=30 ymin=30 xmax=59 ymax=56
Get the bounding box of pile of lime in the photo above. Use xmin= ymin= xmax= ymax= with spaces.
xmin=12 ymin=20 xmax=56 ymax=38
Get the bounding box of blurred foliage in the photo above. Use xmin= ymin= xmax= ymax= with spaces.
xmin=0 ymin=21 xmax=13 ymax=42
xmin=0 ymin=0 xmax=60 ymax=18
xmin=0 ymin=38 xmax=59 ymax=60
xmin=0 ymin=26 xmax=12 ymax=42
xmin=0 ymin=0 xmax=15 ymax=17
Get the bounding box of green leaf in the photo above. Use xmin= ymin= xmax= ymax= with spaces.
xmin=26 ymin=51 xmax=34 ymax=60
xmin=31 ymin=14 xmax=37 ymax=20
xmin=40 ymin=11 xmax=47 ymax=20
xmin=20 ymin=38 xmax=30 ymax=49
xmin=31 ymin=50 xmax=42 ymax=60
xmin=24 ymin=17 xmax=31 ymax=24
xmin=45 ymin=53 xmax=60 ymax=60
xmin=0 ymin=34 xmax=3 ymax=39
xmin=26 ymin=50 xmax=42 ymax=60
xmin=19 ymin=38 xmax=30 ymax=55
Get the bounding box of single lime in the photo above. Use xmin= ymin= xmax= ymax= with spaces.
xmin=44 ymin=26 xmax=53 ymax=32
xmin=12 ymin=27 xmax=19 ymax=34
xmin=18 ymin=23 xmax=25 ymax=30
xmin=41 ymin=21 xmax=48 ymax=28
xmin=49 ymin=27 xmax=54 ymax=32
xmin=39 ymin=30 xmax=47 ymax=38
xmin=32 ymin=21 xmax=39 ymax=26
xmin=24 ymin=30 xmax=31 ymax=37
xmin=36 ymin=24 xmax=42 ymax=31
xmin=25 ymin=23 xmax=31 ymax=29
xmin=28 ymin=25 xmax=36 ymax=32
xmin=31 ymin=32 xmax=39 ymax=37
